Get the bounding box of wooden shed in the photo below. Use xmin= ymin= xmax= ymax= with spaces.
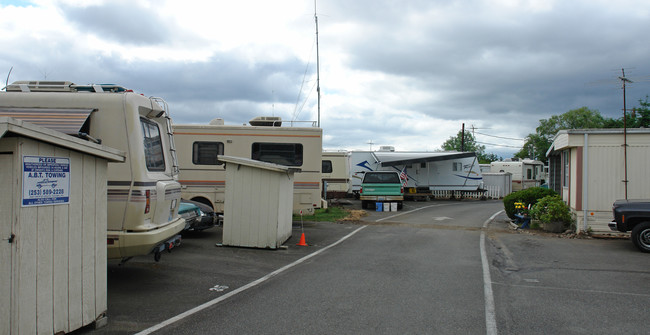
xmin=547 ymin=128 xmax=650 ymax=233
xmin=0 ymin=117 xmax=125 ymax=334
xmin=220 ymin=155 xmax=300 ymax=249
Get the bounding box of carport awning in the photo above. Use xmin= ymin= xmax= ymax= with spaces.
xmin=0 ymin=107 xmax=95 ymax=135
xmin=377 ymin=152 xmax=477 ymax=167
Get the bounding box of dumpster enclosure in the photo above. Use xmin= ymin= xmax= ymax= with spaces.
xmin=220 ymin=155 xmax=300 ymax=249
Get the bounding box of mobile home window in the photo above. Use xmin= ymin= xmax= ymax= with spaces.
xmin=527 ymin=168 xmax=532 ymax=179
xmin=421 ymin=162 xmax=427 ymax=168
xmin=563 ymin=150 xmax=570 ymax=186
xmin=192 ymin=141 xmax=224 ymax=165
xmin=140 ymin=118 xmax=165 ymax=171
xmin=251 ymin=143 xmax=303 ymax=166
xmin=322 ymin=160 xmax=333 ymax=173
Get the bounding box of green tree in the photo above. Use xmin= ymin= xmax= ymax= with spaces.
xmin=627 ymin=95 xmax=650 ymax=128
xmin=441 ymin=130 xmax=501 ymax=163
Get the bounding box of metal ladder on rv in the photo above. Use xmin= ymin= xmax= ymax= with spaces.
xmin=151 ymin=97 xmax=179 ymax=177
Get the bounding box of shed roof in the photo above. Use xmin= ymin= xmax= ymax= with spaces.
xmin=0 ymin=117 xmax=125 ymax=162
xmin=219 ymin=155 xmax=301 ymax=174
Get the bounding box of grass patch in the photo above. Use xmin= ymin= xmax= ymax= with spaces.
xmin=293 ymin=206 xmax=351 ymax=222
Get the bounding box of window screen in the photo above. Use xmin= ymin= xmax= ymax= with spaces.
xmin=251 ymin=143 xmax=303 ymax=166
xmin=192 ymin=141 xmax=224 ymax=165
xmin=322 ymin=160 xmax=333 ymax=173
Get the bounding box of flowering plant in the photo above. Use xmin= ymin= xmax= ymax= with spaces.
xmin=514 ymin=201 xmax=529 ymax=216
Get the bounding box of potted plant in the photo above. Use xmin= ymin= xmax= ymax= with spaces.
xmin=530 ymin=195 xmax=573 ymax=233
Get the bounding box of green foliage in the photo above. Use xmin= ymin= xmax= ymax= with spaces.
xmin=530 ymin=195 xmax=573 ymax=225
xmin=292 ymin=206 xmax=348 ymax=222
xmin=503 ymin=187 xmax=557 ymax=219
xmin=441 ymin=130 xmax=502 ymax=163
xmin=441 ymin=130 xmax=484 ymax=153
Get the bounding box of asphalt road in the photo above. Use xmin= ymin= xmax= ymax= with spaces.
xmin=75 ymin=199 xmax=649 ymax=335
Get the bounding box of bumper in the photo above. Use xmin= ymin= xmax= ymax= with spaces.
xmin=185 ymin=214 xmax=217 ymax=231
xmin=360 ymin=195 xmax=404 ymax=201
xmin=609 ymin=221 xmax=618 ymax=231
xmin=107 ymin=217 xmax=186 ymax=259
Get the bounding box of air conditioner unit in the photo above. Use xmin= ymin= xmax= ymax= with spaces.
xmin=249 ymin=116 xmax=282 ymax=127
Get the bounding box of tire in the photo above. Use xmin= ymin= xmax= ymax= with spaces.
xmin=397 ymin=201 xmax=403 ymax=210
xmin=631 ymin=221 xmax=650 ymax=253
xmin=361 ymin=200 xmax=368 ymax=209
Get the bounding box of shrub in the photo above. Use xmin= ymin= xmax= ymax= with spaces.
xmin=503 ymin=187 xmax=557 ymax=219
xmin=530 ymin=195 xmax=573 ymax=225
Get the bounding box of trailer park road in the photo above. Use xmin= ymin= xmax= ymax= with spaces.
xmin=75 ymin=199 xmax=649 ymax=335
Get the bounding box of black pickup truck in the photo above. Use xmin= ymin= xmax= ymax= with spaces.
xmin=609 ymin=200 xmax=650 ymax=253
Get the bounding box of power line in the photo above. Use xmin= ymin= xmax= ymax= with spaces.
xmin=476 ymin=141 xmax=523 ymax=149
xmin=473 ymin=131 xmax=525 ymax=141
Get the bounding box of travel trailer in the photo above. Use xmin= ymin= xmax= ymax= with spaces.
xmin=0 ymin=81 xmax=185 ymax=261
xmin=349 ymin=148 xmax=484 ymax=196
xmin=173 ymin=117 xmax=322 ymax=215
xmin=321 ymin=151 xmax=351 ymax=199
xmin=490 ymin=159 xmax=545 ymax=191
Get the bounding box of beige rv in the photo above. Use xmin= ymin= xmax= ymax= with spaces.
xmin=321 ymin=151 xmax=351 ymax=198
xmin=0 ymin=81 xmax=185 ymax=262
xmin=173 ymin=117 xmax=323 ymax=215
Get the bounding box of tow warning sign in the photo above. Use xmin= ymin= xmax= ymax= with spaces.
xmin=22 ymin=156 xmax=70 ymax=207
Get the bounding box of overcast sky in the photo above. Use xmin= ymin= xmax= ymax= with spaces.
xmin=2 ymin=0 xmax=649 ymax=158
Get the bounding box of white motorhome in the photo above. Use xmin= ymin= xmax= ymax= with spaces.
xmin=321 ymin=151 xmax=351 ymax=199
xmin=173 ymin=117 xmax=322 ymax=215
xmin=490 ymin=159 xmax=545 ymax=191
xmin=0 ymin=81 xmax=185 ymax=262
xmin=349 ymin=149 xmax=484 ymax=196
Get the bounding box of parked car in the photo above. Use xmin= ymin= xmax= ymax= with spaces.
xmin=610 ymin=199 xmax=650 ymax=253
xmin=359 ymin=171 xmax=404 ymax=210
xmin=180 ymin=199 xmax=218 ymax=231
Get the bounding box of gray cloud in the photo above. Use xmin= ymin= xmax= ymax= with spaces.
xmin=60 ymin=3 xmax=173 ymax=45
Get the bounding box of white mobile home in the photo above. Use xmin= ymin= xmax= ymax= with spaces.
xmin=349 ymin=149 xmax=483 ymax=196
xmin=0 ymin=81 xmax=185 ymax=261
xmin=490 ymin=159 xmax=545 ymax=191
xmin=174 ymin=117 xmax=322 ymax=215
xmin=322 ymin=151 xmax=351 ymax=199
xmin=547 ymin=128 xmax=650 ymax=233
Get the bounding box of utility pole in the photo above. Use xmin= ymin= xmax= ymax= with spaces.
xmin=314 ymin=0 xmax=321 ymax=128
xmin=461 ymin=123 xmax=465 ymax=152
xmin=619 ymin=68 xmax=632 ymax=200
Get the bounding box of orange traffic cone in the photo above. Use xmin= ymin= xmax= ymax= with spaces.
xmin=296 ymin=233 xmax=308 ymax=246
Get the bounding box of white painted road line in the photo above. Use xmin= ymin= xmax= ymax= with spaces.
xmin=375 ymin=203 xmax=446 ymax=222
xmin=135 ymin=225 xmax=369 ymax=335
xmin=482 ymin=210 xmax=503 ymax=335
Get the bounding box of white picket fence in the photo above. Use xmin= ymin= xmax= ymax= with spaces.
xmin=430 ymin=185 xmax=505 ymax=200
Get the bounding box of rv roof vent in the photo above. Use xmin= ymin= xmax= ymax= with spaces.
xmin=249 ymin=116 xmax=282 ymax=127
xmin=209 ymin=118 xmax=225 ymax=125
xmin=379 ymin=146 xmax=395 ymax=152
xmin=6 ymin=80 xmax=75 ymax=92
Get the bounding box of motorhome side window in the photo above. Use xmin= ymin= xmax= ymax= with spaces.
xmin=193 ymin=141 xmax=224 ymax=165
xmin=452 ymin=162 xmax=462 ymax=171
xmin=322 ymin=160 xmax=333 ymax=173
xmin=140 ymin=118 xmax=165 ymax=171
xmin=251 ymin=143 xmax=303 ymax=166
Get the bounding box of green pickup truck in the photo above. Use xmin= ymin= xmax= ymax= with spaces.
xmin=360 ymin=171 xmax=404 ymax=210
